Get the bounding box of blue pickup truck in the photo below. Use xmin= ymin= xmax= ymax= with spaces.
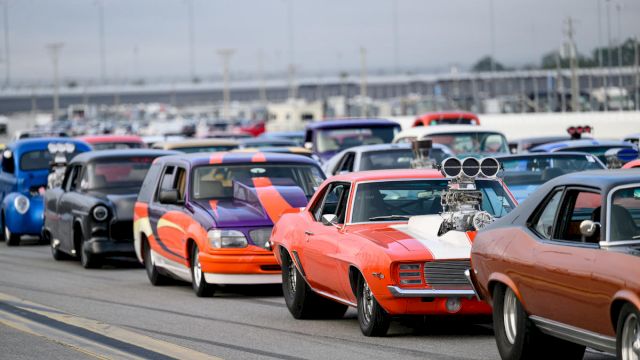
xmin=0 ymin=138 xmax=91 ymax=245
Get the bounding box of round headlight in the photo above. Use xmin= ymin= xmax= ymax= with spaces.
xmin=92 ymin=205 xmax=109 ymax=222
xmin=14 ymin=195 xmax=30 ymax=215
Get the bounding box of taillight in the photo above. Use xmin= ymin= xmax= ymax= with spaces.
xmin=397 ymin=263 xmax=424 ymax=286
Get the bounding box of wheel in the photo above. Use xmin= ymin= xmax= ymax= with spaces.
xmin=78 ymin=233 xmax=101 ymax=269
xmin=49 ymin=233 xmax=70 ymax=261
xmin=142 ymin=237 xmax=171 ymax=286
xmin=281 ymin=251 xmax=348 ymax=319
xmin=357 ymin=275 xmax=391 ymax=337
xmin=493 ymin=284 xmax=584 ymax=360
xmin=5 ymin=223 xmax=20 ymax=246
xmin=191 ymin=243 xmax=215 ymax=297
xmin=617 ymin=303 xmax=640 ymax=360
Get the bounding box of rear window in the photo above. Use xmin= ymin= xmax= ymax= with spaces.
xmin=20 ymin=150 xmax=82 ymax=171
xmin=81 ymin=156 xmax=156 ymax=190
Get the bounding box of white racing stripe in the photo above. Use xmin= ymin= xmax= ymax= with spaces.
xmin=391 ymin=215 xmax=472 ymax=260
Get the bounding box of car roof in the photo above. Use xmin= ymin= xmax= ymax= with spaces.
xmin=77 ymin=135 xmax=144 ymax=144
xmin=154 ymin=138 xmax=239 ymax=149
xmin=329 ymin=168 xmax=445 ymax=183
xmin=415 ymin=111 xmax=479 ymax=120
xmin=530 ymin=139 xmax=633 ymax=152
xmin=332 ymin=142 xmax=451 ymax=155
xmin=10 ymin=137 xmax=90 ymax=150
xmin=543 ymin=169 xmax=640 ymax=194
xmin=241 ymin=138 xmax=297 ymax=145
xmin=155 ymin=151 xmax=320 ymax=167
xmin=394 ymin=125 xmax=504 ymax=140
xmin=495 ymin=152 xmax=602 ymax=160
xmin=305 ymin=118 xmax=400 ymax=130
xmin=70 ymin=149 xmax=177 ymax=164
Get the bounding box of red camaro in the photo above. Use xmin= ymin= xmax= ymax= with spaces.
xmin=271 ymin=159 xmax=516 ymax=336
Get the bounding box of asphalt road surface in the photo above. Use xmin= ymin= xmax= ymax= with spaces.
xmin=0 ymin=239 xmax=615 ymax=360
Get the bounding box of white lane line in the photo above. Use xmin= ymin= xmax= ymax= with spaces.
xmin=0 ymin=292 xmax=221 ymax=360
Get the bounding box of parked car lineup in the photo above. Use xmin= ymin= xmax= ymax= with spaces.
xmin=2 ymin=115 xmax=640 ymax=360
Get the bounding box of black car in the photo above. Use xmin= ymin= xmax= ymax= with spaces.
xmin=44 ymin=149 xmax=176 ymax=268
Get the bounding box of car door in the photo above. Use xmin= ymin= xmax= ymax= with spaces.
xmin=45 ymin=166 xmax=69 ymax=244
xmin=523 ymin=187 xmax=602 ymax=330
xmin=149 ymin=164 xmax=189 ymax=262
xmin=299 ymin=182 xmax=351 ymax=296
xmin=58 ymin=165 xmax=82 ymax=252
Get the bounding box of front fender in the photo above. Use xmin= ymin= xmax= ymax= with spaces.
xmin=3 ymin=193 xmax=44 ymax=235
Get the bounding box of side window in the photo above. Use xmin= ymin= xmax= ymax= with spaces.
xmin=65 ymin=166 xmax=82 ymax=192
xmin=531 ymin=190 xmax=563 ymax=240
xmin=555 ymin=190 xmax=601 ymax=243
xmin=155 ymin=166 xmax=175 ymax=201
xmin=336 ymin=153 xmax=355 ymax=174
xmin=312 ymin=183 xmax=350 ymax=224
xmin=138 ymin=163 xmax=161 ymax=202
xmin=174 ymin=167 xmax=187 ymax=201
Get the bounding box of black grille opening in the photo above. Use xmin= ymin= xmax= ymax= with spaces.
xmin=110 ymin=221 xmax=133 ymax=242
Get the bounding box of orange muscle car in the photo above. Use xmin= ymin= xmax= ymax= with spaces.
xmin=469 ymin=170 xmax=640 ymax=360
xmin=271 ymin=158 xmax=516 ymax=336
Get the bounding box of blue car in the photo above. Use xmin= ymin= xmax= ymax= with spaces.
xmin=529 ymin=139 xmax=637 ymax=164
xmin=0 ymin=138 xmax=91 ymax=245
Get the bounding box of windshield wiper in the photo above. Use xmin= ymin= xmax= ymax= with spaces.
xmin=368 ymin=215 xmax=411 ymax=221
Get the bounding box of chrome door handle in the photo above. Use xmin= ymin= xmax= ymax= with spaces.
xmin=304 ymin=231 xmax=314 ymax=236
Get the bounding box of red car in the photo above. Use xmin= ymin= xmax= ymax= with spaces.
xmin=271 ymin=158 xmax=515 ymax=336
xmin=413 ymin=111 xmax=480 ymax=127
xmin=78 ymin=135 xmax=146 ymax=150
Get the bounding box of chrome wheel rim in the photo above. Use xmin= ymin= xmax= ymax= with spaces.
xmin=193 ymin=252 xmax=202 ymax=288
xmin=621 ymin=313 xmax=640 ymax=360
xmin=287 ymin=261 xmax=297 ymax=295
xmin=361 ymin=281 xmax=374 ymax=324
xmin=503 ymin=288 xmax=518 ymax=345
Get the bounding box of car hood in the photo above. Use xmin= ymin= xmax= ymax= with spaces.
xmin=194 ymin=181 xmax=309 ymax=228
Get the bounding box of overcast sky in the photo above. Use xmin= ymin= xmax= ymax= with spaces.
xmin=2 ymin=0 xmax=640 ymax=83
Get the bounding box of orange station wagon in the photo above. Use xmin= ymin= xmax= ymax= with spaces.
xmin=271 ymin=162 xmax=515 ymax=336
xmin=469 ymin=170 xmax=640 ymax=360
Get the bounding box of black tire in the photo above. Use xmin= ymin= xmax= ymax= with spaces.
xmin=142 ymin=236 xmax=171 ymax=286
xmin=4 ymin=222 xmax=20 ymax=246
xmin=78 ymin=231 xmax=100 ymax=269
xmin=281 ymin=251 xmax=348 ymax=319
xmin=616 ymin=303 xmax=640 ymax=360
xmin=357 ymin=275 xmax=391 ymax=337
xmin=49 ymin=232 xmax=70 ymax=261
xmin=191 ymin=243 xmax=215 ymax=297
xmin=493 ymin=284 xmax=584 ymax=360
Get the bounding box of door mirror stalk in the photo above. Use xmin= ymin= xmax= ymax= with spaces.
xmin=321 ymin=214 xmax=340 ymax=228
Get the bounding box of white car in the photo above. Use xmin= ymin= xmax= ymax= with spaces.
xmin=322 ymin=143 xmax=454 ymax=176
xmin=393 ymin=125 xmax=510 ymax=156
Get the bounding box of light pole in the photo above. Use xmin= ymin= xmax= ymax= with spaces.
xmin=605 ymin=0 xmax=612 ymax=111
xmin=392 ymin=0 xmax=399 ymax=73
xmin=186 ymin=0 xmax=195 ymax=81
xmin=2 ymin=0 xmax=9 ymax=87
xmin=217 ymin=49 xmax=235 ymax=119
xmin=47 ymin=43 xmax=64 ymax=121
xmin=284 ymin=0 xmax=296 ymax=99
xmin=360 ymin=47 xmax=368 ymax=117
xmin=616 ymin=3 xmax=623 ymax=91
xmin=96 ymin=0 xmax=106 ymax=83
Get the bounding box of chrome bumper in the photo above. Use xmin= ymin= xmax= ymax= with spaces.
xmin=464 ymin=269 xmax=482 ymax=301
xmin=387 ymin=286 xmax=476 ymax=298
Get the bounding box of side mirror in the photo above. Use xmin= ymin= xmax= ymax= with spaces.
xmin=580 ymin=220 xmax=601 ymax=237
xmin=321 ymin=214 xmax=339 ymax=227
xmin=304 ymin=142 xmax=313 ymax=150
xmin=159 ymin=189 xmax=181 ymax=205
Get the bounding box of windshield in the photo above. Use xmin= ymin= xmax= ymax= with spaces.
xmin=20 ymin=150 xmax=83 ymax=171
xmin=192 ymin=163 xmax=325 ymax=200
xmin=350 ymin=179 xmax=515 ymax=223
xmin=92 ymin=142 xmax=144 ymax=150
xmin=315 ymin=126 xmax=398 ymax=153
xmin=609 ymin=186 xmax=640 ymax=242
xmin=81 ymin=156 xmax=155 ymax=190
xmin=425 ymin=132 xmax=508 ymax=155
xmin=556 ymin=145 xmax=633 ymax=164
xmin=501 ymin=154 xmax=604 ymax=201
xmin=178 ymin=145 xmax=237 ymax=153
xmin=359 ymin=148 xmax=450 ymax=171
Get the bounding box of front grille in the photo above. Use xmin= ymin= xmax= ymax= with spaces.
xmin=110 ymin=221 xmax=133 ymax=242
xmin=424 ymin=260 xmax=471 ymax=287
xmin=249 ymin=227 xmax=273 ymax=250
